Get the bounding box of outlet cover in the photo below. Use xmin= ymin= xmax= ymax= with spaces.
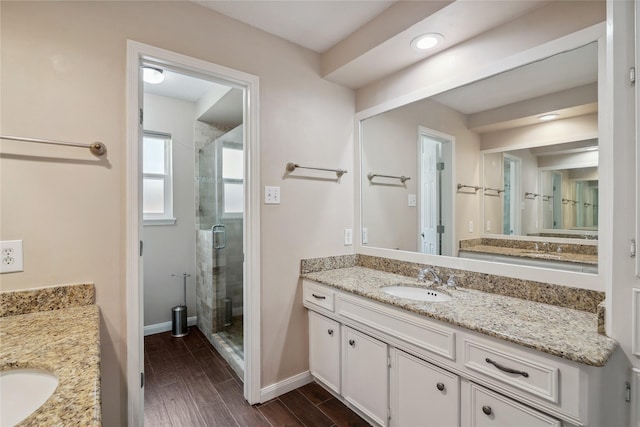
xmin=408 ymin=194 xmax=417 ymax=207
xmin=1 ymin=240 xmax=24 ymax=273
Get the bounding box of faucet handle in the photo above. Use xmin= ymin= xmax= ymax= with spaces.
xmin=446 ymin=275 xmax=457 ymax=289
xmin=417 ymin=269 xmax=426 ymax=280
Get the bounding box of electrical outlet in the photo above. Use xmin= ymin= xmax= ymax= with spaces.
xmin=408 ymin=194 xmax=417 ymax=207
xmin=344 ymin=228 xmax=353 ymax=246
xmin=362 ymin=228 xmax=368 ymax=245
xmin=1 ymin=240 xmax=24 ymax=273
xmin=486 ymin=220 xmax=491 ymax=232
xmin=468 ymin=221 xmax=474 ymax=233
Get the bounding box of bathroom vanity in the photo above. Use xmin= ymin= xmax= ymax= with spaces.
xmin=0 ymin=284 xmax=101 ymax=426
xmin=301 ymin=265 xmax=617 ymax=427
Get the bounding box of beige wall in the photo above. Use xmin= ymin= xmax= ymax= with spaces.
xmin=142 ymin=93 xmax=197 ymax=327
xmin=361 ymin=98 xmax=481 ymax=252
xmin=0 ymin=1 xmax=354 ymax=424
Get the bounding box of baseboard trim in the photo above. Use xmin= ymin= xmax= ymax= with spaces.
xmin=144 ymin=316 xmax=198 ymax=336
xmin=260 ymin=371 xmax=313 ymax=403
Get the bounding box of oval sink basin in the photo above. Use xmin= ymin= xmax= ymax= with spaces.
xmin=524 ymin=252 xmax=562 ymax=260
xmin=0 ymin=368 xmax=59 ymax=426
xmin=381 ymin=286 xmax=452 ymax=302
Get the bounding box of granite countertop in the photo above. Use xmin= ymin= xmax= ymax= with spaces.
xmin=0 ymin=305 xmax=101 ymax=426
xmin=459 ymin=244 xmax=598 ymax=265
xmin=302 ymin=266 xmax=616 ymax=367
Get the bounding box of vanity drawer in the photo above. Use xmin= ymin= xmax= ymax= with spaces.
xmin=303 ymin=280 xmax=335 ymax=312
xmin=467 ymin=382 xmax=561 ymax=427
xmin=463 ymin=338 xmax=558 ymax=403
xmin=337 ymin=293 xmax=456 ymax=360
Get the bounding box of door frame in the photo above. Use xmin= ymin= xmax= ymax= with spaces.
xmin=126 ymin=40 xmax=261 ymax=426
xmin=417 ymin=126 xmax=455 ymax=256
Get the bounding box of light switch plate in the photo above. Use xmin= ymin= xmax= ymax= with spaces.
xmin=344 ymin=228 xmax=353 ymax=246
xmin=408 ymin=194 xmax=417 ymax=207
xmin=264 ymin=186 xmax=281 ymax=204
xmin=362 ymin=228 xmax=368 ymax=245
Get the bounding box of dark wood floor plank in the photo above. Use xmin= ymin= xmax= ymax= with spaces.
xmin=215 ymin=378 xmax=270 ymax=427
xmin=297 ymin=382 xmax=334 ymax=406
xmin=279 ymin=390 xmax=334 ymax=427
xmin=198 ymin=401 xmax=241 ymax=427
xmin=259 ymin=399 xmax=305 ymax=427
xmin=144 ymin=401 xmax=172 ymax=426
xmin=158 ymin=379 xmax=206 ymax=427
xmin=318 ymin=398 xmax=371 ymax=427
xmin=193 ymin=348 xmax=233 ymax=385
xmin=186 ymin=372 xmax=223 ymax=408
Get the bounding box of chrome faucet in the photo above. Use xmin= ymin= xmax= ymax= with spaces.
xmin=418 ymin=268 xmax=442 ymax=286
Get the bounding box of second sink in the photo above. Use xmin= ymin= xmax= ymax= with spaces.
xmin=381 ymin=286 xmax=452 ymax=302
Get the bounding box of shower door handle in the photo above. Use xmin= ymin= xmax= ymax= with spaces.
xmin=212 ymin=224 xmax=226 ymax=249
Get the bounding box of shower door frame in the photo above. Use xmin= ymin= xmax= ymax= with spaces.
xmin=125 ymin=40 xmax=261 ymax=426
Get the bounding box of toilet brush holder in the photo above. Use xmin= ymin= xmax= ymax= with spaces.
xmin=171 ymin=273 xmax=191 ymax=337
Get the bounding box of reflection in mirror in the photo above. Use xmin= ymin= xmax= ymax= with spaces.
xmin=360 ymin=42 xmax=598 ymax=272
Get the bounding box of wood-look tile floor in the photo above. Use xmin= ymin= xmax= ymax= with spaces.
xmin=144 ymin=327 xmax=371 ymax=427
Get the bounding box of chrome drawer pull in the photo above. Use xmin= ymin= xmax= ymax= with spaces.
xmin=312 ymin=294 xmax=326 ymax=300
xmin=485 ymin=358 xmax=530 ymax=378
xmin=327 ymin=329 xmax=334 ymax=336
xmin=436 ymin=382 xmax=445 ymax=391
xmin=482 ymin=406 xmax=492 ymax=416
xmin=349 ymin=339 xmax=355 ymax=347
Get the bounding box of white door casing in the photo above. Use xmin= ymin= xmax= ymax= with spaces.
xmin=126 ymin=40 xmax=261 ymax=426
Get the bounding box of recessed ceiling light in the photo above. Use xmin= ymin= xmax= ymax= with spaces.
xmin=538 ymin=113 xmax=559 ymax=121
xmin=142 ymin=67 xmax=164 ymax=84
xmin=411 ymin=33 xmax=444 ymax=51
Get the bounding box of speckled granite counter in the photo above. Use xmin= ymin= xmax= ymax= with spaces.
xmin=0 ymin=284 xmax=101 ymax=426
xmin=459 ymin=244 xmax=598 ymax=265
xmin=302 ymin=266 xmax=616 ymax=367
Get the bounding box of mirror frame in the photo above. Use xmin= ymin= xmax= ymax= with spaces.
xmin=355 ymin=23 xmax=607 ymax=291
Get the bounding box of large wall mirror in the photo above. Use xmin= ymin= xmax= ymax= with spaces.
xmin=359 ymin=37 xmax=601 ymax=277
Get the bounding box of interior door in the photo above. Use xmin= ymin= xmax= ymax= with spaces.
xmin=421 ymin=135 xmax=440 ymax=255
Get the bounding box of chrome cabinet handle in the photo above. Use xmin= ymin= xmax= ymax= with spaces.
xmin=348 ymin=339 xmax=355 ymax=347
xmin=482 ymin=406 xmax=492 ymax=416
xmin=327 ymin=329 xmax=334 ymax=336
xmin=485 ymin=358 xmax=529 ymax=378
xmin=436 ymin=382 xmax=445 ymax=391
xmin=312 ymin=294 xmax=326 ymax=300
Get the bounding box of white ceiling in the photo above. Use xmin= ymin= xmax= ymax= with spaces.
xmin=194 ymin=0 xmax=397 ymax=53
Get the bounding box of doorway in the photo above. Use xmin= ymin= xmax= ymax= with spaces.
xmin=418 ymin=127 xmax=454 ymax=256
xmin=126 ymin=41 xmax=261 ymax=426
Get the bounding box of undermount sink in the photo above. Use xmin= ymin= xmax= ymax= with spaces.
xmin=381 ymin=285 xmax=452 ymax=302
xmin=0 ymin=368 xmax=59 ymax=426
xmin=524 ymin=252 xmax=563 ymax=260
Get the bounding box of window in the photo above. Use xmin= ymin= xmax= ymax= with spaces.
xmin=143 ymin=132 xmax=174 ymax=225
xmin=222 ymin=144 xmax=243 ymax=216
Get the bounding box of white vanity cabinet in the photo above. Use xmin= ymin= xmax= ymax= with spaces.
xmin=342 ymin=326 xmax=389 ymax=426
xmin=390 ymin=348 xmax=460 ymax=427
xmin=303 ymin=279 xmax=613 ymax=427
xmin=308 ymin=311 xmax=341 ymax=394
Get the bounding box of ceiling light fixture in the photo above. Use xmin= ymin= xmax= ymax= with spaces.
xmin=411 ymin=33 xmax=444 ymax=51
xmin=538 ymin=113 xmax=559 ymax=121
xmin=142 ymin=67 xmax=164 ymax=84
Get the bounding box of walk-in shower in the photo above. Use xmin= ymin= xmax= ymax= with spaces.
xmin=196 ymin=122 xmax=244 ymax=377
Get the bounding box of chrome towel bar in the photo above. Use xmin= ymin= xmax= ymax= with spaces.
xmin=286 ymin=162 xmax=346 ymax=178
xmin=0 ymin=135 xmax=106 ymax=156
xmin=368 ymin=173 xmax=410 ymax=183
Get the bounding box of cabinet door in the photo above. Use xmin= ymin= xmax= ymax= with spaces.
xmin=342 ymin=326 xmax=388 ymax=426
xmin=309 ymin=311 xmax=340 ymax=394
xmin=390 ymin=349 xmax=460 ymax=427
xmin=466 ymin=383 xmax=560 ymax=427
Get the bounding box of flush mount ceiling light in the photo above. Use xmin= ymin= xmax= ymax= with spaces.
xmin=538 ymin=113 xmax=560 ymax=121
xmin=142 ymin=67 xmax=164 ymax=84
xmin=411 ymin=33 xmax=444 ymax=51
